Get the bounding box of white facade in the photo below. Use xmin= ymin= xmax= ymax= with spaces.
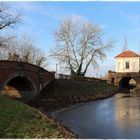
xmin=115 ymin=57 xmax=140 ymax=73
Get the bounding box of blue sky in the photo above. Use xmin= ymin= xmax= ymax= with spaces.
xmin=5 ymin=1 xmax=140 ymax=77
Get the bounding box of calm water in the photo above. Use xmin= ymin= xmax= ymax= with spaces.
xmin=51 ymin=92 xmax=140 ymax=139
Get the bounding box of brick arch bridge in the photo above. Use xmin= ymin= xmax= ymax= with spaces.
xmin=0 ymin=61 xmax=55 ymax=100
xmin=108 ymin=71 xmax=140 ymax=90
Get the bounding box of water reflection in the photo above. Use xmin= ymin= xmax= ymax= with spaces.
xmin=115 ymin=93 xmax=140 ymax=132
xmin=53 ymin=92 xmax=140 ymax=138
xmin=115 ymin=106 xmax=140 ymax=119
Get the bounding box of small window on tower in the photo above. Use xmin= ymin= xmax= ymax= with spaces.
xmin=125 ymin=62 xmax=129 ymax=69
xmin=118 ymin=62 xmax=120 ymax=69
xmin=134 ymin=62 xmax=136 ymax=69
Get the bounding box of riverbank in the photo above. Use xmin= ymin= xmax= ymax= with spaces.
xmin=28 ymin=79 xmax=118 ymax=112
xmin=0 ymin=96 xmax=76 ymax=138
xmin=49 ymin=92 xmax=140 ymax=139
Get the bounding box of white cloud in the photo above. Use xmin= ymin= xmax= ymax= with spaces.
xmin=120 ymin=11 xmax=140 ymax=26
xmin=100 ymin=24 xmax=108 ymax=29
xmin=119 ymin=11 xmax=140 ymax=34
xmin=85 ymin=63 xmax=115 ymax=77
xmin=14 ymin=2 xmax=65 ymax=21
xmin=13 ymin=2 xmax=91 ymax=23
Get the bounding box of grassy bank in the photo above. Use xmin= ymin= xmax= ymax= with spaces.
xmin=0 ymin=96 xmax=75 ymax=138
xmin=44 ymin=79 xmax=117 ymax=97
xmin=29 ymin=79 xmax=118 ymax=111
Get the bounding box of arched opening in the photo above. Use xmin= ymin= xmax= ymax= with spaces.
xmin=2 ymin=76 xmax=36 ymax=100
xmin=129 ymin=79 xmax=137 ymax=89
xmin=111 ymin=78 xmax=115 ymax=85
xmin=119 ymin=76 xmax=136 ymax=90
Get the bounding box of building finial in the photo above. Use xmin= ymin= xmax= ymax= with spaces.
xmin=139 ymin=41 xmax=140 ymax=54
xmin=122 ymin=36 xmax=129 ymax=52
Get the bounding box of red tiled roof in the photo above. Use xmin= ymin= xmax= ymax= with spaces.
xmin=115 ymin=50 xmax=140 ymax=58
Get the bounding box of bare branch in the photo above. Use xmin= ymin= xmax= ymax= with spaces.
xmin=0 ymin=2 xmax=21 ymax=30
xmin=0 ymin=35 xmax=49 ymax=68
xmin=51 ymin=17 xmax=114 ymax=76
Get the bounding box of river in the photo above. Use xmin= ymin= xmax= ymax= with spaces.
xmin=51 ymin=92 xmax=140 ymax=139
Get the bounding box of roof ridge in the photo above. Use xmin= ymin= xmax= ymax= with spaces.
xmin=115 ymin=50 xmax=140 ymax=58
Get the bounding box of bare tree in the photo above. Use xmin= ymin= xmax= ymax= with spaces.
xmin=2 ymin=35 xmax=49 ymax=68
xmin=51 ymin=17 xmax=114 ymax=76
xmin=0 ymin=36 xmax=15 ymax=59
xmin=0 ymin=2 xmax=21 ymax=30
xmin=17 ymin=35 xmax=48 ymax=68
xmin=0 ymin=2 xmax=21 ymax=52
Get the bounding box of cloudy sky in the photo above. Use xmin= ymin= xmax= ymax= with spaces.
xmin=4 ymin=1 xmax=140 ymax=77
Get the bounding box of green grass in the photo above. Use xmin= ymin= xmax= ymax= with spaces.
xmin=35 ymin=79 xmax=118 ymax=111
xmin=0 ymin=96 xmax=74 ymax=138
xmin=42 ymin=79 xmax=118 ymax=97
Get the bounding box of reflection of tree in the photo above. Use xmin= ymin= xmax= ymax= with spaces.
xmin=115 ymin=96 xmax=140 ymax=131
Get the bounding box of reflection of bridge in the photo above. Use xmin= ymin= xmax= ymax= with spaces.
xmin=108 ymin=71 xmax=140 ymax=90
xmin=0 ymin=61 xmax=55 ymax=100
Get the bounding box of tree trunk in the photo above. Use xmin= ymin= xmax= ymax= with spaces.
xmin=76 ymin=62 xmax=83 ymax=76
xmin=70 ymin=69 xmax=77 ymax=76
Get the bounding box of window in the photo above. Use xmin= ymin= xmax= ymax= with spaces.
xmin=134 ymin=62 xmax=136 ymax=69
xmin=125 ymin=62 xmax=129 ymax=69
xmin=118 ymin=62 xmax=120 ymax=69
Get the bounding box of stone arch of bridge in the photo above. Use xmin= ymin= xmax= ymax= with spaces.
xmin=2 ymin=74 xmax=37 ymax=100
xmin=119 ymin=76 xmax=137 ymax=90
xmin=39 ymin=80 xmax=53 ymax=96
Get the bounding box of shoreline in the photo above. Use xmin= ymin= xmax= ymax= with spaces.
xmin=28 ymin=89 xmax=119 ymax=138
xmin=28 ymin=88 xmax=119 ymax=112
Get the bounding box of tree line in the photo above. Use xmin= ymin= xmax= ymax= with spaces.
xmin=0 ymin=2 xmax=114 ymax=76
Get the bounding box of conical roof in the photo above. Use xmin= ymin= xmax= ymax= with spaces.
xmin=115 ymin=50 xmax=140 ymax=58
